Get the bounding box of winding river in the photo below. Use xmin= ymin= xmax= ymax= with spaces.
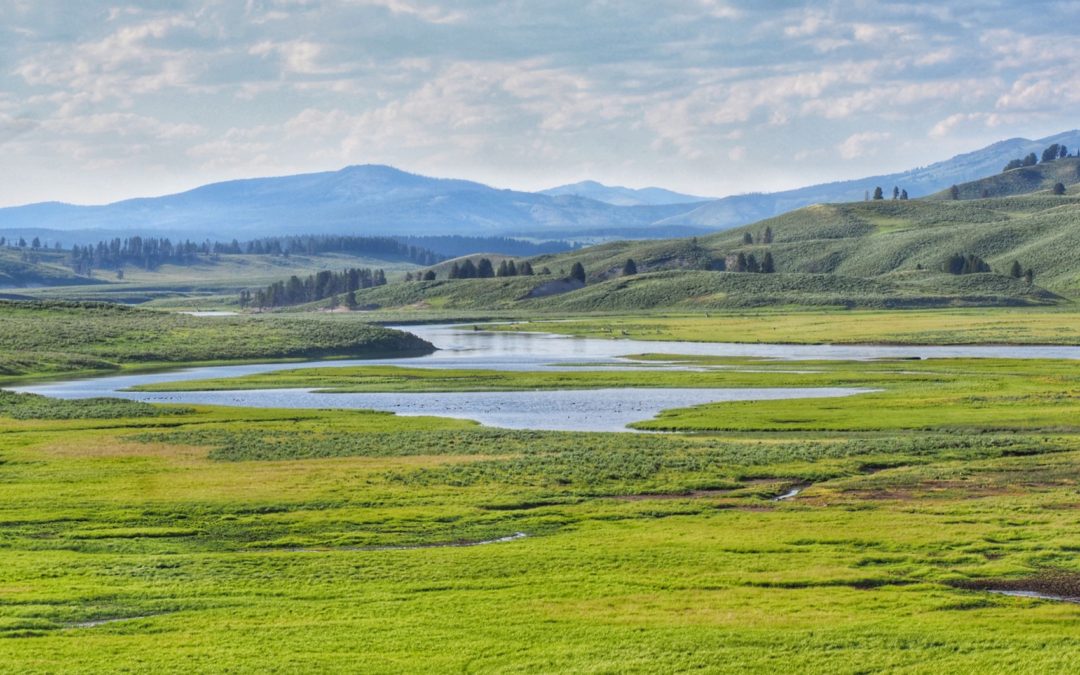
xmin=14 ymin=324 xmax=1080 ymax=432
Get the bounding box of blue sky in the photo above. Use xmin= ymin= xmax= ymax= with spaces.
xmin=2 ymin=1 xmax=1079 ymax=206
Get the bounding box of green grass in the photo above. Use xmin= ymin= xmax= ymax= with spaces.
xmin=341 ymin=269 xmax=1060 ymax=316
xmin=0 ymin=300 xmax=433 ymax=383
xmin=486 ymin=307 xmax=1080 ymax=344
xmin=4 ymin=302 xmax=1080 ymax=670
xmin=2 ymin=373 xmax=1080 ymax=669
xmin=3 ymin=250 xmax=423 ymax=303
xmin=0 ymin=248 xmax=95 ymax=288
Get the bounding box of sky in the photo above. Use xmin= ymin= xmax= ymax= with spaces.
xmin=2 ymin=1 xmax=1080 ymax=206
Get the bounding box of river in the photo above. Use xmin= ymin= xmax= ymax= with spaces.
xmin=13 ymin=324 xmax=1080 ymax=432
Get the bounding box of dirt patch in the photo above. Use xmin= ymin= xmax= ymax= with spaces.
xmin=951 ymin=571 xmax=1080 ymax=603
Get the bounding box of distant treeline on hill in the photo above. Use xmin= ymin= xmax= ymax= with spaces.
xmin=445 ymin=257 xmax=539 ymax=279
xmin=1002 ymin=143 xmax=1074 ymax=172
xmin=59 ymin=235 xmax=443 ymax=275
xmin=242 ymin=267 xmax=387 ymax=309
xmin=394 ymin=235 xmax=577 ymax=258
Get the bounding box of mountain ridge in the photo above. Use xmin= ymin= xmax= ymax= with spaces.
xmin=1 ymin=131 xmax=1078 ymax=240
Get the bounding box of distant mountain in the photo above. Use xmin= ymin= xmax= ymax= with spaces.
xmin=540 ymin=180 xmax=711 ymax=206
xmin=660 ymin=130 xmax=1080 ymax=228
xmin=0 ymin=165 xmax=701 ymax=239
xmin=2 ymin=131 xmax=1079 ymax=240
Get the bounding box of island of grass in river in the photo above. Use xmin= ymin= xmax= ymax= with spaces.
xmin=124 ymin=356 xmax=1080 ymax=433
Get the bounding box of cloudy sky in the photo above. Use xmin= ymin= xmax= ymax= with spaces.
xmin=1 ymin=1 xmax=1079 ymax=206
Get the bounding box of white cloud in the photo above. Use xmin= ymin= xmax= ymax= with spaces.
xmin=837 ymin=131 xmax=892 ymax=160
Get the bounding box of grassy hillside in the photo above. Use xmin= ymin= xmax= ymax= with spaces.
xmin=0 ymin=248 xmax=99 ymax=288
xmin=6 ymin=251 xmax=423 ymax=306
xmin=928 ymin=156 xmax=1080 ymax=200
xmin=342 ymin=269 xmax=1057 ymax=314
xmin=0 ymin=300 xmax=433 ymax=383
xmin=522 ymin=193 xmax=1080 ymax=300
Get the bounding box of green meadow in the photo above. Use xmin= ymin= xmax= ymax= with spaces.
xmin=3 ymin=348 xmax=1080 ymax=671
xmin=487 ymin=307 xmax=1080 ymax=345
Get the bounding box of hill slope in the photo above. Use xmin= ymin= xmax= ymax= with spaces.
xmin=661 ymin=130 xmax=1080 ymax=229
xmin=530 ymin=192 xmax=1080 ymax=300
xmin=927 ymin=156 xmax=1080 ymax=200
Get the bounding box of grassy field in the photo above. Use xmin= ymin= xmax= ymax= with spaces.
xmin=4 ymin=295 xmax=1080 ymax=670
xmin=486 ymin=307 xmax=1080 ymax=345
xmin=3 ymin=363 xmax=1080 ymax=670
xmin=0 ymin=300 xmax=433 ymax=384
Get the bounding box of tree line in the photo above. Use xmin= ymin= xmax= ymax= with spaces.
xmin=446 ymin=258 xmax=540 ymax=279
xmin=55 ymin=234 xmax=441 ymax=276
xmin=241 ymin=267 xmax=387 ymax=309
xmin=1002 ymin=143 xmax=1072 ymax=172
xmin=869 ymin=186 xmax=909 ymax=200
xmin=942 ymin=253 xmax=1035 ymax=283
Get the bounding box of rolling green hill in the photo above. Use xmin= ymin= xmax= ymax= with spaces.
xmin=342 ymin=269 xmax=1057 ymax=313
xmin=928 ymin=156 xmax=1080 ymax=200
xmin=523 ymin=192 xmax=1080 ymax=300
xmin=0 ymin=249 xmax=100 ymax=288
xmin=332 ymin=189 xmax=1078 ymax=313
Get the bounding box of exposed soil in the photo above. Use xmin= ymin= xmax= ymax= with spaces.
xmin=952 ymin=571 xmax=1080 ymax=603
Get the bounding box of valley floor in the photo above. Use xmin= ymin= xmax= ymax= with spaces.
xmin=1 ymin=338 xmax=1080 ymax=671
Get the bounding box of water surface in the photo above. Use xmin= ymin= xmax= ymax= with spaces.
xmin=16 ymin=323 xmax=1077 ymax=432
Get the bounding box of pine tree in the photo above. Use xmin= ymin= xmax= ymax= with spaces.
xmin=1009 ymin=260 xmax=1023 ymax=278
xmin=735 ymin=252 xmax=748 ymax=273
xmin=892 ymin=186 xmax=900 ymax=200
xmin=949 ymin=185 xmax=960 ymax=200
xmin=622 ymin=258 xmax=638 ymax=275
xmin=570 ymin=262 xmax=586 ymax=284
xmin=423 ymin=270 xmax=436 ymax=281
xmin=745 ymin=253 xmax=759 ymax=273
xmin=1042 ymin=144 xmax=1061 ymax=163
xmin=742 ymin=232 xmax=753 ymax=245
xmin=900 ymin=189 xmax=909 ymax=200
xmin=761 ymin=251 xmax=775 ymax=273
xmin=873 ymin=187 xmax=884 ymax=200
xmin=477 ymin=258 xmax=495 ymax=278
xmin=763 ymin=226 xmax=773 ymax=243
xmin=520 ymin=261 xmax=534 ymax=276
xmin=1052 ymin=182 xmax=1066 ymax=195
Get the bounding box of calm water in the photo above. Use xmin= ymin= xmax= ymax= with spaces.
xmin=15 ymin=324 xmax=1080 ymax=432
